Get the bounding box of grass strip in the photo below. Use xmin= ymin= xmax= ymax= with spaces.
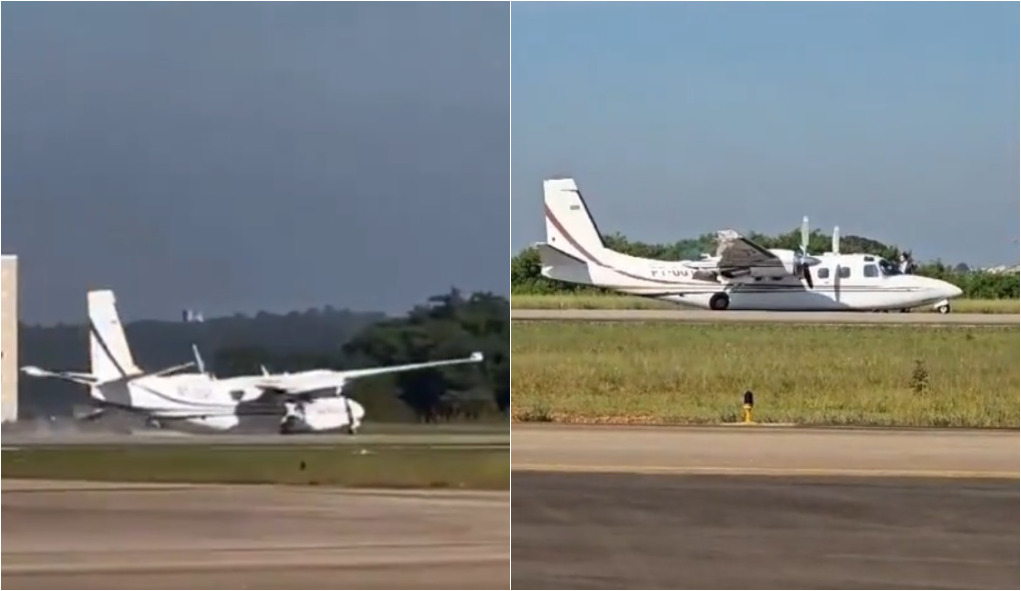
xmin=512 ymin=322 xmax=1019 ymax=428
xmin=2 ymin=445 xmax=510 ymax=490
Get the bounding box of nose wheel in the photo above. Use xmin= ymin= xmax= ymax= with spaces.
xmin=936 ymin=302 xmax=951 ymax=314
xmin=709 ymin=292 xmax=730 ymax=311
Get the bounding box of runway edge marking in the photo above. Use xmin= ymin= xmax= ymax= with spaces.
xmin=512 ymin=463 xmax=1020 ymax=479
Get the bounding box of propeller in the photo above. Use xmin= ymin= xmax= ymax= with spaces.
xmin=832 ymin=225 xmax=840 ymax=255
xmin=794 ymin=216 xmax=820 ymax=289
xmin=191 ymin=343 xmax=206 ymax=375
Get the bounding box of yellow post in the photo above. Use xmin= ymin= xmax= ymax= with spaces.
xmin=742 ymin=391 xmax=755 ymax=424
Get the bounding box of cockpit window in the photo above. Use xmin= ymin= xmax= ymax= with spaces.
xmin=877 ymin=259 xmax=901 ymax=276
xmin=863 ymin=264 xmax=879 ymax=278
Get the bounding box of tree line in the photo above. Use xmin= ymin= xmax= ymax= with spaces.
xmin=18 ymin=288 xmax=509 ymax=423
xmin=512 ymin=227 xmax=1019 ymax=300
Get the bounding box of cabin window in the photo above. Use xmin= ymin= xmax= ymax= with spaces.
xmin=230 ymin=390 xmax=245 ymax=402
xmin=838 ymin=266 xmax=851 ymax=279
xmin=816 ymin=268 xmax=830 ymax=279
xmin=863 ymin=264 xmax=879 ymax=278
xmin=878 ymin=259 xmax=901 ymax=276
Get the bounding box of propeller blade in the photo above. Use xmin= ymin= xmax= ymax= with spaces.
xmin=832 ymin=225 xmax=840 ymax=254
xmin=800 ymin=216 xmax=810 ymax=252
xmin=802 ymin=264 xmax=814 ymax=289
xmin=191 ymin=343 xmax=206 ymax=374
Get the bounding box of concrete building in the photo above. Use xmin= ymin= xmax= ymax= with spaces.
xmin=2 ymin=255 xmax=18 ymax=422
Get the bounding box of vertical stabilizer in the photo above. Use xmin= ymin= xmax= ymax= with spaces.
xmin=88 ymin=290 xmax=142 ymax=381
xmin=542 ymin=178 xmax=607 ymax=264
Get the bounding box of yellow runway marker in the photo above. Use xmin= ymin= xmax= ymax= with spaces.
xmin=512 ymin=463 xmax=1020 ymax=479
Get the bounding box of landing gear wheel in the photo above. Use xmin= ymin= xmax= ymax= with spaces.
xmin=145 ymin=417 xmax=162 ymax=430
xmin=279 ymin=416 xmax=300 ymax=435
xmin=936 ymin=303 xmax=951 ymax=314
xmin=709 ymin=292 xmax=730 ymax=311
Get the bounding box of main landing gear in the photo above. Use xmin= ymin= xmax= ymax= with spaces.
xmin=709 ymin=292 xmax=730 ymax=311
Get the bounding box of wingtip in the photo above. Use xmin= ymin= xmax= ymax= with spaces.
xmin=470 ymin=351 xmax=485 ymax=362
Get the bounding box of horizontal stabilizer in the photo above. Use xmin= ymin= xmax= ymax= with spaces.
xmin=534 ymin=242 xmax=589 ymax=268
xmin=20 ymin=366 xmax=99 ymax=386
xmin=23 ymin=361 xmax=197 ymax=387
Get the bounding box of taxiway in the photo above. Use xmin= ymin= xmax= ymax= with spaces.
xmin=510 ymin=309 xmax=1020 ymax=325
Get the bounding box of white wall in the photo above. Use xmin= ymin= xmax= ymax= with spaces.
xmin=2 ymin=255 xmax=18 ymax=422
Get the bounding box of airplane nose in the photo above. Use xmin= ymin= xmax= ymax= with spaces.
xmin=937 ymin=280 xmax=962 ymax=299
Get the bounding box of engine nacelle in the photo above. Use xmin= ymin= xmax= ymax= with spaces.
xmin=281 ymin=397 xmax=365 ymax=434
xmin=722 ymin=266 xmax=791 ymax=280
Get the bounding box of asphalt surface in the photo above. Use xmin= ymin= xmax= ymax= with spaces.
xmin=510 ymin=309 xmax=1020 ymax=325
xmin=2 ymin=480 xmax=509 ymax=590
xmin=512 ymin=425 xmax=1019 ymax=589
xmin=512 ymin=472 xmax=1019 ymax=590
xmin=1 ymin=429 xmax=509 ymax=448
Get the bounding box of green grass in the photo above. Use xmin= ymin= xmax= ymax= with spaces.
xmin=1 ymin=445 xmax=509 ymax=490
xmin=511 ymin=293 xmax=1020 ymax=314
xmin=512 ymin=322 xmax=1020 ymax=428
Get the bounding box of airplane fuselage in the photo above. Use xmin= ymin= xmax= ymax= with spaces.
xmin=543 ymin=250 xmax=963 ymax=312
xmin=90 ymin=374 xmax=364 ymax=434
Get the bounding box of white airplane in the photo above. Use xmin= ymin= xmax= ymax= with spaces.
xmin=536 ymin=177 xmax=963 ymax=313
xmin=21 ymin=289 xmax=486 ymax=434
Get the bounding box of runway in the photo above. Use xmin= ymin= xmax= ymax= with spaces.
xmin=512 ymin=425 xmax=1019 ymax=589
xmin=1 ymin=430 xmax=509 ymax=448
xmin=2 ymin=479 xmax=509 ymax=590
xmin=510 ymin=309 xmax=1020 ymax=325
xmin=513 ymin=424 xmax=1019 ymax=478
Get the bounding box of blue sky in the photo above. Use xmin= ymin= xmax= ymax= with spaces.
xmin=3 ymin=2 xmax=509 ymax=323
xmin=512 ymin=1 xmax=1019 ymax=266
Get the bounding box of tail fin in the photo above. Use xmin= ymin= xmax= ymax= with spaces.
xmin=543 ymin=177 xmax=606 ymax=265
xmin=88 ymin=289 xmax=142 ymax=381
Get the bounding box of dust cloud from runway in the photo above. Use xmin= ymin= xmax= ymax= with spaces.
xmin=2 ymin=480 xmax=509 ymax=590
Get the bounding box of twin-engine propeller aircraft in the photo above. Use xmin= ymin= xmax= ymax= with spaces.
xmin=21 ymin=290 xmax=485 ymax=434
xmin=536 ymin=177 xmax=962 ymax=313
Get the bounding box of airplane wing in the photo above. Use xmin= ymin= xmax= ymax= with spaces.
xmin=253 ymin=352 xmax=485 ymax=398
xmin=714 ymin=230 xmax=785 ymax=271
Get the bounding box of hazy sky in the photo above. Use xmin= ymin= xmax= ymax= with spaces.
xmin=512 ymin=2 xmax=1019 ymax=267
xmin=2 ymin=2 xmax=509 ymax=324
